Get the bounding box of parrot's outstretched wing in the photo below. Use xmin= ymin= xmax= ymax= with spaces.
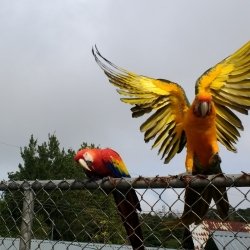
xmin=196 ymin=41 xmax=250 ymax=152
xmin=93 ymin=47 xmax=189 ymax=164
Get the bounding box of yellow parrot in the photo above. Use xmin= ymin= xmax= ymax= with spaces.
xmin=92 ymin=42 xmax=250 ymax=239
xmin=92 ymin=41 xmax=250 ymax=175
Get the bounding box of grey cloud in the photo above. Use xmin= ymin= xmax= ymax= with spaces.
xmin=0 ymin=0 xmax=249 ymax=180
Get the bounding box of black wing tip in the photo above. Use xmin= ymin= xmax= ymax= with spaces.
xmin=92 ymin=44 xmax=97 ymax=54
xmin=91 ymin=44 xmax=103 ymax=60
xmin=92 ymin=44 xmax=103 ymax=61
xmin=164 ymin=157 xmax=170 ymax=164
xmin=91 ymin=46 xmax=121 ymax=73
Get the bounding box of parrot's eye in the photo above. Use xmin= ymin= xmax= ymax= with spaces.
xmin=83 ymin=152 xmax=93 ymax=166
xmin=83 ymin=152 xmax=92 ymax=161
xmin=85 ymin=160 xmax=92 ymax=167
xmin=76 ymin=152 xmax=94 ymax=172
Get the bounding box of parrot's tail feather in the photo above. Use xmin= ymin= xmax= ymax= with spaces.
xmin=113 ymin=189 xmax=144 ymax=250
xmin=180 ymin=154 xmax=230 ymax=226
xmin=181 ymin=186 xmax=212 ymax=226
xmin=211 ymin=186 xmax=230 ymax=221
xmin=182 ymin=227 xmax=195 ymax=250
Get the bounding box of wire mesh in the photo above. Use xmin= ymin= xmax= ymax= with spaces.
xmin=0 ymin=173 xmax=249 ymax=250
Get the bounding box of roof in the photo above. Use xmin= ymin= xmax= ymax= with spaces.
xmin=0 ymin=238 xmax=173 ymax=250
xmin=205 ymin=231 xmax=250 ymax=250
xmin=189 ymin=220 xmax=250 ymax=249
xmin=200 ymin=220 xmax=250 ymax=232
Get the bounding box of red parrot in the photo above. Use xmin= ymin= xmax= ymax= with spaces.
xmin=74 ymin=148 xmax=144 ymax=250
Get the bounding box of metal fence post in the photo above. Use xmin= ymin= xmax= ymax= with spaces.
xmin=19 ymin=187 xmax=34 ymax=250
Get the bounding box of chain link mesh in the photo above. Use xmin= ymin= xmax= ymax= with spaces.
xmin=0 ymin=173 xmax=249 ymax=249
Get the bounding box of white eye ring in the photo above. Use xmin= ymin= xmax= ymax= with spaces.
xmin=83 ymin=152 xmax=93 ymax=162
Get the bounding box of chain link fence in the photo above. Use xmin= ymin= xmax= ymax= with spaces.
xmin=0 ymin=173 xmax=249 ymax=250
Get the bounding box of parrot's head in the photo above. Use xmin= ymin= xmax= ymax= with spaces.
xmin=74 ymin=149 xmax=96 ymax=172
xmin=193 ymin=93 xmax=213 ymax=118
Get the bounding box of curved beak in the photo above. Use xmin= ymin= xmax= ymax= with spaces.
xmin=78 ymin=158 xmax=92 ymax=172
xmin=194 ymin=101 xmax=211 ymax=117
xmin=200 ymin=102 xmax=209 ymax=117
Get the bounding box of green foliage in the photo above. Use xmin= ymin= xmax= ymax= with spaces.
xmin=2 ymin=134 xmax=125 ymax=242
xmin=0 ymin=134 xmax=249 ymax=248
xmin=8 ymin=134 xmax=83 ymax=180
xmin=141 ymin=212 xmax=182 ymax=248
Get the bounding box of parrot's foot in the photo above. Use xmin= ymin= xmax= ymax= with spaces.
xmin=101 ymin=176 xmax=118 ymax=187
xmin=102 ymin=176 xmax=112 ymax=182
xmin=178 ymin=172 xmax=193 ymax=179
xmin=177 ymin=172 xmax=196 ymax=183
xmin=208 ymin=153 xmax=221 ymax=166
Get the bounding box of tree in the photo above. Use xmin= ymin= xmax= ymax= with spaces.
xmin=141 ymin=212 xmax=182 ymax=248
xmin=9 ymin=134 xmax=83 ymax=180
xmin=2 ymin=134 xmax=125 ymax=243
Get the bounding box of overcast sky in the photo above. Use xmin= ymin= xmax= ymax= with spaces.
xmin=0 ymin=0 xmax=249 ymax=187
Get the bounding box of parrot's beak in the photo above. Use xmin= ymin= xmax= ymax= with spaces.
xmin=200 ymin=102 xmax=210 ymax=117
xmin=78 ymin=158 xmax=92 ymax=172
xmin=194 ymin=101 xmax=211 ymax=117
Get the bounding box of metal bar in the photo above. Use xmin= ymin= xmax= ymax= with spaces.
xmin=19 ymin=188 xmax=34 ymax=250
xmin=0 ymin=173 xmax=249 ymax=191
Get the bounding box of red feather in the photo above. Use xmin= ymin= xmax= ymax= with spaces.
xmin=75 ymin=148 xmax=144 ymax=249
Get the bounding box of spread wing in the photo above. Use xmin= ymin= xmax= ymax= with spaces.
xmin=93 ymin=47 xmax=190 ymax=164
xmin=196 ymin=41 xmax=250 ymax=152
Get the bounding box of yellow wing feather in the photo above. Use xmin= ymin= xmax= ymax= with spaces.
xmin=93 ymin=41 xmax=250 ymax=163
xmin=92 ymin=46 xmax=189 ymax=163
xmin=196 ymin=41 xmax=250 ymax=152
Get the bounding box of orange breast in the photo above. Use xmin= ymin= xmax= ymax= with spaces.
xmin=184 ymin=106 xmax=218 ymax=167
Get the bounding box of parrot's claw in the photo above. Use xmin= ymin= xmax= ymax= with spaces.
xmin=209 ymin=153 xmax=221 ymax=166
xmin=102 ymin=176 xmax=111 ymax=182
xmin=102 ymin=176 xmax=118 ymax=187
xmin=177 ymin=172 xmax=193 ymax=180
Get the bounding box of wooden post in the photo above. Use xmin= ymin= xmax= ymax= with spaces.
xmin=19 ymin=188 xmax=34 ymax=250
